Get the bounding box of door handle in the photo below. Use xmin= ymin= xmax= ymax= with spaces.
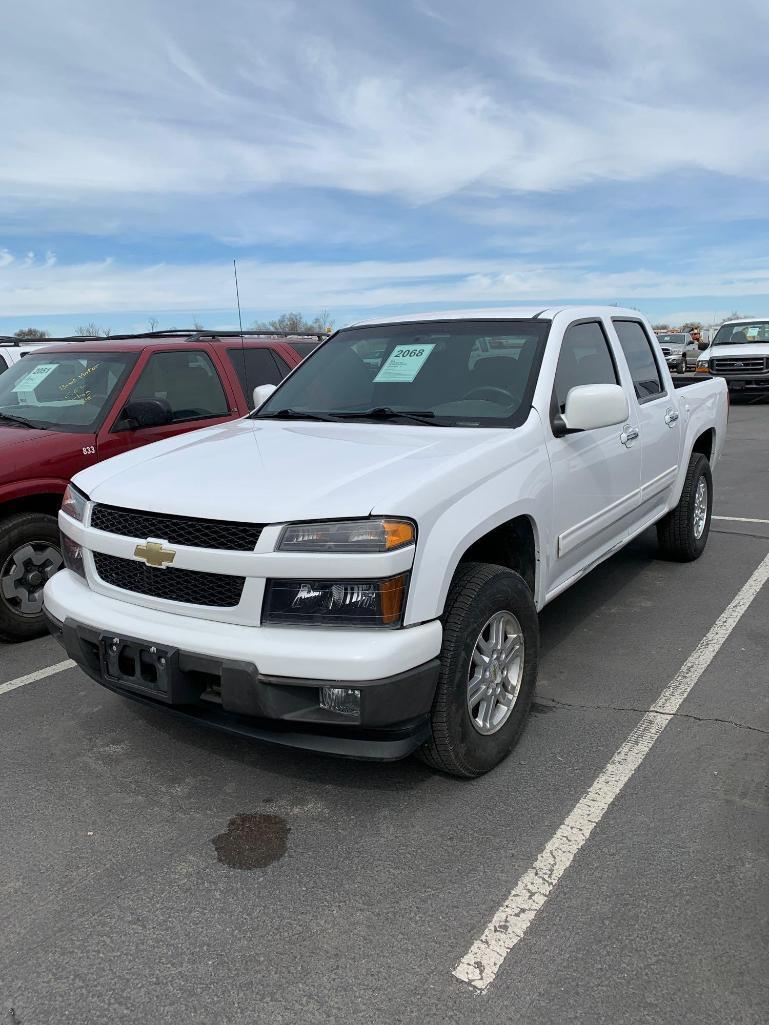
xmin=620 ymin=425 xmax=639 ymax=447
xmin=664 ymin=408 xmax=680 ymax=426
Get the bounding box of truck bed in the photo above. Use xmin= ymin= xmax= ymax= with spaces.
xmin=669 ymin=375 xmax=712 ymax=389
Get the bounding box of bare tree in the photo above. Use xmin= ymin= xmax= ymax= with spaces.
xmin=252 ymin=311 xmax=333 ymax=334
xmin=191 ymin=317 xmax=205 ymax=330
xmin=74 ymin=322 xmax=110 ymax=337
xmin=318 ymin=308 xmax=334 ymax=332
xmin=147 ymin=317 xmax=159 ymax=332
xmin=13 ymin=327 xmax=50 ymax=339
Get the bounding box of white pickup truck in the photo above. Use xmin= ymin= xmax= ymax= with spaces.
xmin=45 ymin=306 xmax=728 ymax=777
xmin=696 ymin=317 xmax=769 ymax=393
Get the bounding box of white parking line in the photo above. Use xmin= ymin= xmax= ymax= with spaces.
xmin=713 ymin=515 xmax=769 ymax=524
xmin=453 ymin=550 xmax=769 ymax=994
xmin=0 ymin=659 xmax=75 ymax=697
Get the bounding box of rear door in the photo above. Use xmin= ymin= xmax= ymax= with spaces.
xmin=97 ymin=347 xmax=239 ymax=460
xmin=545 ymin=318 xmax=642 ymax=596
xmin=223 ymin=345 xmax=295 ymax=410
xmin=610 ymin=319 xmax=681 ymax=524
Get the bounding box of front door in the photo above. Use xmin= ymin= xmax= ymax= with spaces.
xmin=98 ymin=348 xmax=236 ymax=461
xmin=544 ymin=319 xmax=642 ymax=598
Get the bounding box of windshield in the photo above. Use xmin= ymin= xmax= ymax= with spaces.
xmin=656 ymin=333 xmax=688 ymax=347
xmin=713 ymin=321 xmax=769 ymax=345
xmin=255 ymin=320 xmax=551 ymax=427
xmin=0 ymin=351 xmax=137 ymax=432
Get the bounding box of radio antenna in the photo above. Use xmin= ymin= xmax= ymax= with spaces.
xmin=233 ymin=259 xmax=250 ymax=407
xmin=233 ymin=259 xmax=245 ymax=341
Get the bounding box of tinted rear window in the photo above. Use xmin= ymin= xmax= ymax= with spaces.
xmin=227 ymin=348 xmax=289 ymax=408
xmin=613 ymin=320 xmax=665 ymax=400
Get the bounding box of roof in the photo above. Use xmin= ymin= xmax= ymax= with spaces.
xmin=0 ymin=332 xmax=317 ymax=354
xmin=345 ymin=305 xmax=645 ymax=327
xmin=717 ymin=317 xmax=769 ymax=326
xmin=0 ymin=328 xmax=326 ymax=347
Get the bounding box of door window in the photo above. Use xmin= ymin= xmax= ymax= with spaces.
xmin=124 ymin=351 xmax=229 ymax=424
xmin=553 ymin=321 xmax=618 ymax=412
xmin=613 ymin=320 xmax=664 ymax=401
xmin=226 ymin=348 xmax=289 ymax=409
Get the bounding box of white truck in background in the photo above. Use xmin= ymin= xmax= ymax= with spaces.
xmin=46 ymin=306 xmax=728 ymax=777
xmin=697 ymin=317 xmax=769 ymax=394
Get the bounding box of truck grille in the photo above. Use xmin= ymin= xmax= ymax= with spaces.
xmin=91 ymin=504 xmax=264 ymax=551
xmin=710 ymin=356 xmax=768 ymax=374
xmin=93 ymin=552 xmax=245 ymax=607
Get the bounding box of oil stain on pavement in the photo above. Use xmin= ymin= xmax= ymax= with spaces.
xmin=211 ymin=813 xmax=290 ymax=870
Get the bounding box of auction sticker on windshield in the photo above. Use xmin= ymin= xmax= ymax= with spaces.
xmin=374 ymin=343 xmax=435 ymax=383
xmin=12 ymin=363 xmax=58 ymax=393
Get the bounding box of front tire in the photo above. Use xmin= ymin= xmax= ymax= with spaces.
xmin=418 ymin=562 xmax=538 ymax=778
xmin=656 ymin=453 xmax=712 ymax=562
xmin=0 ymin=512 xmax=63 ymax=641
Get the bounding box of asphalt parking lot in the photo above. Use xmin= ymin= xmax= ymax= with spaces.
xmin=1 ymin=401 xmax=767 ymax=1025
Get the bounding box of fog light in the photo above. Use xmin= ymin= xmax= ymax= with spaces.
xmin=320 ymin=686 xmax=361 ymax=717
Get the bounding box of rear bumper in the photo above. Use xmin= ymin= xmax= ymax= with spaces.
xmin=44 ymin=606 xmax=439 ymax=762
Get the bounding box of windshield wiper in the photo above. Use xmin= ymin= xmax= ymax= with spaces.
xmin=0 ymin=411 xmax=47 ymax=430
xmin=333 ymin=407 xmax=440 ymax=427
xmin=257 ymin=408 xmax=341 ymax=423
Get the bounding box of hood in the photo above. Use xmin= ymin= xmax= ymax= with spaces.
xmin=0 ymin=425 xmax=91 ymax=486
xmin=703 ymin=343 xmax=769 ymax=359
xmin=75 ymin=417 xmax=515 ymax=523
xmin=0 ymin=424 xmax=47 ymax=453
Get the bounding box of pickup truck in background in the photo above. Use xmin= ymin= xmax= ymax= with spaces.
xmin=655 ymin=331 xmax=698 ymax=373
xmin=696 ymin=317 xmax=769 ymax=393
xmin=0 ymin=337 xmax=74 ymax=373
xmin=46 ymin=307 xmax=728 ymax=776
xmin=0 ymin=330 xmax=316 ymax=641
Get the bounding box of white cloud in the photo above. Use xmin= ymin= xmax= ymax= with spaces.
xmin=1 ymin=0 xmax=768 ymax=214
xmin=2 ymin=249 xmax=769 ymax=318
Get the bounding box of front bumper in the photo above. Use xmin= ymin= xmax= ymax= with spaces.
xmin=665 ymin=354 xmax=687 ymax=368
xmin=716 ymin=377 xmax=769 ymax=391
xmin=43 ymin=572 xmax=441 ymax=761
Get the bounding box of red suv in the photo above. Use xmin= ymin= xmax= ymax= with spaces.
xmin=0 ymin=330 xmax=319 ymax=641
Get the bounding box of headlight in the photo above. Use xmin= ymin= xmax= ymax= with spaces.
xmin=60 ymin=532 xmax=86 ymax=579
xmin=61 ymin=482 xmax=89 ymax=522
xmin=277 ymin=518 xmax=414 ymax=553
xmin=263 ymin=573 xmax=409 ymax=628
xmin=695 ymin=363 xmax=710 ymax=374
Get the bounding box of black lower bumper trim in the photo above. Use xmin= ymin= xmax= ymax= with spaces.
xmin=44 ymin=607 xmax=436 ymax=761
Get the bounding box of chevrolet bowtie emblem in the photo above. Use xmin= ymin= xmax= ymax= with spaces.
xmin=134 ymin=540 xmax=176 ymax=568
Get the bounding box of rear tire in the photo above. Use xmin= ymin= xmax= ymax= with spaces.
xmin=0 ymin=512 xmax=62 ymax=641
xmin=656 ymin=453 xmax=712 ymax=562
xmin=418 ymin=562 xmax=538 ymax=778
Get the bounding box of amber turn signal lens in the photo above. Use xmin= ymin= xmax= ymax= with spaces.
xmin=383 ymin=520 xmax=415 ymax=550
xmin=378 ymin=573 xmax=408 ymax=624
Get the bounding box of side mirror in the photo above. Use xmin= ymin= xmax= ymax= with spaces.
xmin=697 ymin=340 xmax=709 ymax=351
xmin=554 ymin=383 xmax=629 ymax=437
xmin=252 ymin=383 xmax=277 ymax=409
xmin=119 ymin=398 xmax=172 ymax=430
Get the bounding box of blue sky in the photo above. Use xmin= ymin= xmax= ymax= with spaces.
xmin=2 ymin=0 xmax=769 ymax=335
